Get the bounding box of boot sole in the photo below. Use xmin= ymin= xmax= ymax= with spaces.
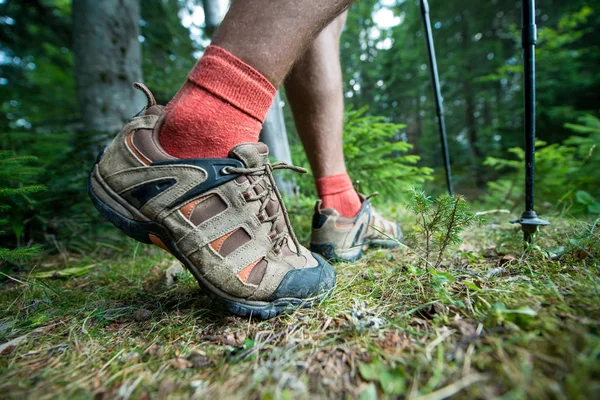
xmin=310 ymin=239 xmax=400 ymax=263
xmin=310 ymin=242 xmax=363 ymax=263
xmin=88 ymin=164 xmax=327 ymax=320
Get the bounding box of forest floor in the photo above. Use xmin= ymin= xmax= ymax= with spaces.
xmin=0 ymin=207 xmax=598 ymax=399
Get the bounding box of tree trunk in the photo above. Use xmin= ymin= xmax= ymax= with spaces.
xmin=406 ymin=95 xmax=421 ymax=154
xmin=464 ymin=79 xmax=484 ymax=187
xmin=461 ymin=15 xmax=484 ymax=187
xmin=73 ymin=0 xmax=145 ymax=134
xmin=260 ymin=93 xmax=296 ymax=197
xmin=202 ymin=0 xmax=223 ymax=35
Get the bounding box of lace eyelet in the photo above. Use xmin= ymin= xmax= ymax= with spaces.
xmin=221 ymin=166 xmax=231 ymax=175
xmin=257 ymin=212 xmax=267 ymax=223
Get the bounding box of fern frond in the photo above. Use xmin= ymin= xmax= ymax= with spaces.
xmin=0 ymin=245 xmax=43 ymax=262
xmin=0 ymin=185 xmax=47 ymax=197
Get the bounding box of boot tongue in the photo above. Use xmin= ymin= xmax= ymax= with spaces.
xmin=229 ymin=142 xmax=286 ymax=236
xmin=229 ymin=142 xmax=270 ymax=168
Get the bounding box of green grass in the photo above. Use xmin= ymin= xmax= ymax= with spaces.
xmin=0 ymin=210 xmax=598 ymax=399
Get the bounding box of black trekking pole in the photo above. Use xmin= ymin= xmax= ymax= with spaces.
xmin=420 ymin=0 xmax=454 ymax=196
xmin=510 ymin=0 xmax=549 ymax=243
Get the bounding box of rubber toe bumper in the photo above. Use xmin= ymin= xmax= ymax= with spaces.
xmin=268 ymin=253 xmax=336 ymax=301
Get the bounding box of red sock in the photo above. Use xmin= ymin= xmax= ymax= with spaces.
xmin=160 ymin=46 xmax=276 ymax=159
xmin=316 ymin=173 xmax=362 ymax=218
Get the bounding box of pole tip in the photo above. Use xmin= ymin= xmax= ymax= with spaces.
xmin=510 ymin=210 xmax=549 ymax=244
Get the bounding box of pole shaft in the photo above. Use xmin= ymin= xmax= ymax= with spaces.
xmin=420 ymin=0 xmax=454 ymax=195
xmin=522 ymin=0 xmax=537 ymax=212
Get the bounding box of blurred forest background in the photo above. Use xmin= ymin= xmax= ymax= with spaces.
xmin=1 ymin=0 xmax=599 ymax=258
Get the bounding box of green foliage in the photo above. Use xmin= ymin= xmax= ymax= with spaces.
xmin=481 ymin=113 xmax=600 ymax=214
xmin=340 ymin=2 xmax=600 ymax=192
xmin=140 ymin=0 xmax=200 ymax=104
xmin=0 ymin=150 xmax=44 ymax=264
xmin=549 ymin=217 xmax=600 ymax=261
xmin=0 ymin=0 xmax=77 ymax=131
xmin=358 ymin=359 xmax=406 ymax=396
xmin=575 ymin=190 xmax=600 ymax=214
xmin=1 ymin=129 xmax=114 ymax=254
xmin=406 ymin=189 xmax=482 ymax=268
xmin=1 ymin=0 xmax=599 ymax=253
xmin=0 ymin=0 xmax=201 ymax=252
xmin=487 ymin=302 xmax=538 ymax=330
xmin=0 ymin=245 xmax=42 ymax=263
xmin=285 ymin=194 xmax=319 ymax=245
xmin=291 ymin=107 xmax=432 ymax=202
xmin=342 ymin=107 xmax=433 ymax=196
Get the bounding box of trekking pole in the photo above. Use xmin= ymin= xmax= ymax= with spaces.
xmin=510 ymin=0 xmax=549 ymax=243
xmin=420 ymin=0 xmax=454 ymax=196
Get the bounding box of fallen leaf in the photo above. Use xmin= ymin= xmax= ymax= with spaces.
xmin=483 ymin=247 xmax=499 ymax=258
xmin=459 ymin=243 xmax=475 ymax=252
xmin=186 ymin=352 xmax=214 ymax=368
xmin=572 ymin=250 xmax=588 ymax=261
xmin=485 ymin=267 xmax=505 ymax=279
xmin=30 ymin=264 xmax=96 ymax=279
xmin=0 ymin=332 xmax=32 ymax=353
xmin=0 ymin=344 xmax=15 ymax=355
xmin=499 ymin=254 xmax=517 ymax=266
xmin=417 ymin=303 xmax=446 ymax=320
xmin=377 ymin=332 xmax=407 ymax=352
xmin=138 ymin=392 xmax=150 ymax=400
xmin=170 ymin=357 xmax=192 ymax=369
xmin=121 ymin=351 xmax=140 ymax=362
xmin=451 ymin=318 xmax=477 ymax=337
xmin=132 ymin=309 xmax=152 ymax=322
xmin=144 ymin=343 xmax=162 ymax=357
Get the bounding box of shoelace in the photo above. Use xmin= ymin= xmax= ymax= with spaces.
xmin=361 ymin=192 xmax=394 ymax=237
xmin=224 ymin=161 xmax=307 ymax=255
xmin=369 ymin=207 xmax=396 ymax=238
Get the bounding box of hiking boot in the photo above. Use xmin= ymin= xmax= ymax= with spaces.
xmin=310 ymin=194 xmax=403 ymax=262
xmin=87 ymin=83 xmax=335 ymax=319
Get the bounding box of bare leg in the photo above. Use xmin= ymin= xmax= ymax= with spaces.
xmin=212 ymin=1 xmax=352 ymax=87
xmin=160 ymin=0 xmax=353 ymax=159
xmin=284 ymin=13 xmax=348 ymax=180
xmin=284 ymin=14 xmax=402 ymax=258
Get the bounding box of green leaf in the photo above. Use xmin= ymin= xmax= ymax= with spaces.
xmin=379 ymin=366 xmax=405 ymax=395
xmin=464 ymin=280 xmax=480 ymax=290
xmin=430 ymin=269 xmax=457 ymax=284
xmin=244 ymin=338 xmax=255 ymax=349
xmin=491 ymin=302 xmax=508 ymax=314
xmin=575 ymin=190 xmax=596 ymax=206
xmin=358 ymin=360 xmax=383 ymax=381
xmin=588 ymin=202 xmax=600 ymax=214
xmin=358 ymin=383 xmax=378 ymax=400
xmin=508 ymin=306 xmax=538 ymax=317
xmin=489 ymin=302 xmax=538 ymax=328
xmin=359 ymin=360 xmax=405 ymax=395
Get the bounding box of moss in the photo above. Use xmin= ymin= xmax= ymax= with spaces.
xmin=0 ymin=209 xmax=598 ymax=399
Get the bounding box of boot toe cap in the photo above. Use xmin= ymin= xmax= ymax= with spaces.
xmin=268 ymin=253 xmax=336 ymax=301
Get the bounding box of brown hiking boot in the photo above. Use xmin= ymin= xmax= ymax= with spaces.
xmin=310 ymin=194 xmax=403 ymax=262
xmin=88 ymin=83 xmax=335 ymax=319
